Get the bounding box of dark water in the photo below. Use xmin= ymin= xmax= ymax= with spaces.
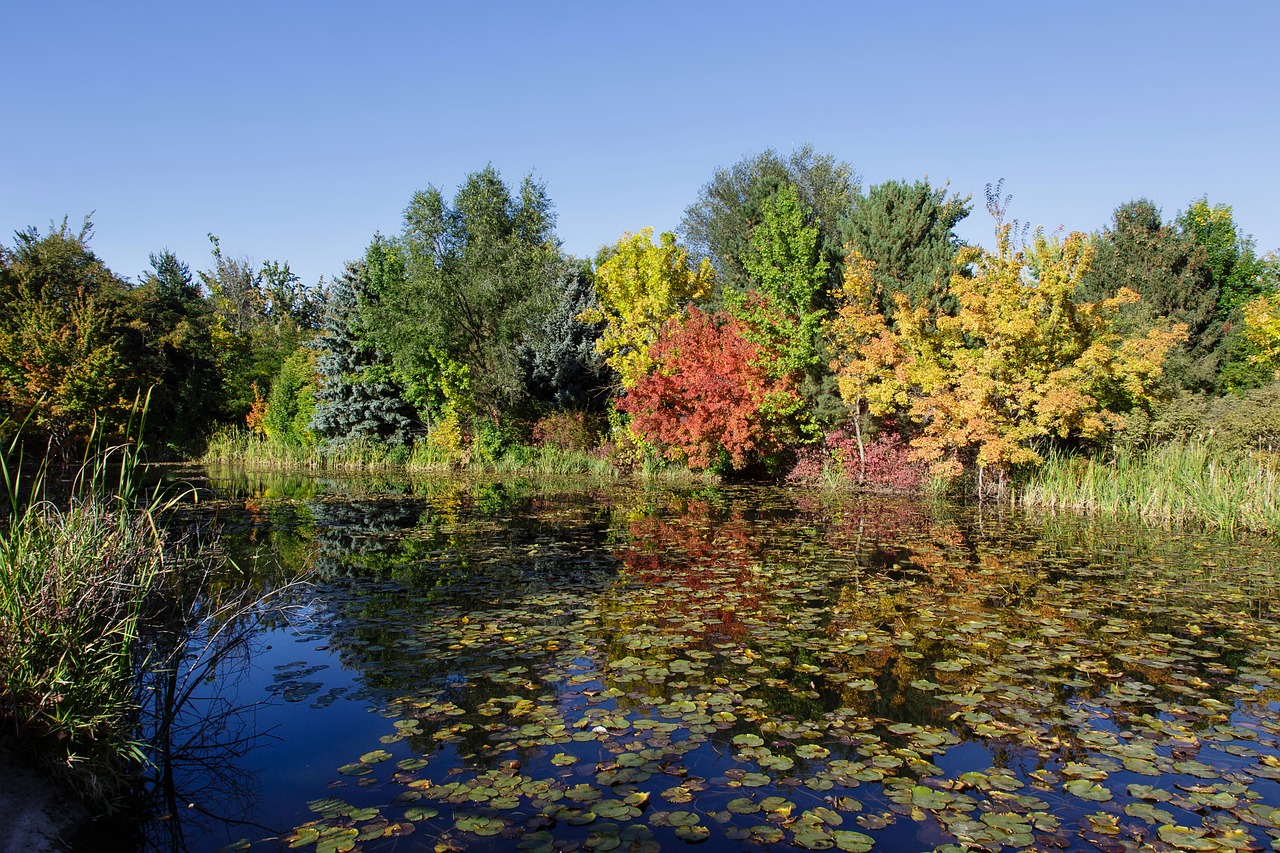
xmin=122 ymin=467 xmax=1280 ymax=853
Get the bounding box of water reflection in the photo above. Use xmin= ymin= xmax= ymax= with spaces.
xmin=134 ymin=468 xmax=1280 ymax=853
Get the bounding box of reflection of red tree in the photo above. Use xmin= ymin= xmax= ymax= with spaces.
xmin=618 ymin=500 xmax=767 ymax=642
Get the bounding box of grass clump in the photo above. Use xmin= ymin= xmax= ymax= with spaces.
xmin=0 ymin=431 xmax=216 ymax=811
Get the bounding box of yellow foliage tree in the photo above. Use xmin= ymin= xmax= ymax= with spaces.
xmin=581 ymin=229 xmax=715 ymax=390
xmin=826 ymin=250 xmax=910 ymax=471
xmin=904 ymin=226 xmax=1186 ymax=483
xmin=1242 ymin=292 xmax=1280 ymax=380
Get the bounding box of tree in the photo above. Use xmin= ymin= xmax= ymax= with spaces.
xmin=582 ymin=228 xmax=715 ymax=390
xmin=827 ymin=250 xmax=910 ymax=471
xmin=841 ymin=177 xmax=971 ymax=319
xmin=617 ymin=307 xmax=803 ymax=471
xmin=905 ymin=224 xmax=1185 ymax=485
xmin=309 ymin=242 xmax=416 ymax=447
xmin=680 ymin=145 xmax=857 ymax=296
xmin=1178 ymin=198 xmax=1275 ymax=318
xmin=0 ymin=219 xmax=135 ymax=446
xmin=1078 ymin=199 xmax=1218 ymax=391
xmin=200 ymin=236 xmax=321 ymax=420
xmin=377 ymin=166 xmax=561 ymax=423
xmin=263 ymin=346 xmax=318 ymax=446
xmin=731 ymin=183 xmax=829 ymax=375
xmin=519 ymin=262 xmax=614 ymax=411
xmin=123 ymin=249 xmax=222 ymax=448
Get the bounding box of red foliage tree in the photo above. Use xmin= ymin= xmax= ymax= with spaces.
xmin=617 ymin=307 xmax=802 ymax=469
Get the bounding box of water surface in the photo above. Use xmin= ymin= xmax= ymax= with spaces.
xmin=140 ymin=469 xmax=1280 ymax=853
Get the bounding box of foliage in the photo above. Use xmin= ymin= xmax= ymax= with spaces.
xmin=309 ymin=246 xmax=416 ymax=448
xmin=263 ymin=346 xmax=318 ymax=446
xmin=908 ymin=227 xmax=1185 ymax=479
xmin=532 ymin=410 xmax=604 ymax=452
xmin=730 ymin=182 xmax=829 ymax=376
xmin=1078 ymin=198 xmax=1233 ymax=392
xmin=618 ymin=307 xmax=803 ymax=470
xmin=841 ymin=177 xmax=971 ymax=319
xmin=786 ymin=428 xmax=926 ymax=492
xmin=679 ymin=145 xmax=857 ymax=294
xmin=519 ymin=263 xmax=614 ymax=411
xmin=0 ymin=219 xmax=134 ymax=447
xmin=1240 ymin=291 xmax=1280 ymax=382
xmin=582 ymin=228 xmax=715 ymax=390
xmin=827 ymin=251 xmax=911 ymax=469
xmin=200 ymin=235 xmax=323 ymax=420
xmin=380 ymin=166 xmax=561 ymax=421
xmin=1178 ymin=197 xmax=1277 ymax=317
xmin=1125 ymin=381 xmax=1280 ymax=456
xmin=124 ymin=250 xmax=223 ymax=448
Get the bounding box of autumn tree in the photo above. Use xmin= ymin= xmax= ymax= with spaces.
xmin=905 ymin=223 xmax=1185 ymax=486
xmin=0 ymin=219 xmax=135 ymax=446
xmin=617 ymin=307 xmax=803 ymax=471
xmin=827 ymin=250 xmax=910 ymax=471
xmin=582 ymin=228 xmax=714 ymax=390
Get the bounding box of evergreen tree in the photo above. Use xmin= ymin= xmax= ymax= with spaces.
xmin=519 ymin=263 xmax=614 ymax=411
xmin=125 ymin=249 xmax=223 ymax=448
xmin=1078 ymin=199 xmax=1220 ymax=391
xmin=841 ymin=178 xmax=971 ymax=320
xmin=309 ymin=252 xmax=415 ymax=447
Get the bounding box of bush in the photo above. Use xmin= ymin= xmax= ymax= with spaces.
xmin=532 ymin=411 xmax=604 ymax=452
xmin=787 ymin=428 xmax=926 ymax=492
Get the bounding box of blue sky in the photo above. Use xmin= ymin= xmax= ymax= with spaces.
xmin=3 ymin=1 xmax=1277 ymax=287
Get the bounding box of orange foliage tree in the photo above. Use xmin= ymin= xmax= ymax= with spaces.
xmin=617 ymin=307 xmax=803 ymax=470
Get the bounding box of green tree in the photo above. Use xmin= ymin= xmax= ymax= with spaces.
xmin=309 ymin=244 xmax=417 ymax=448
xmin=263 ymin=346 xmax=318 ymax=446
xmin=841 ymin=177 xmax=971 ymax=320
xmin=377 ymin=166 xmax=561 ymax=424
xmin=200 ymin=236 xmax=320 ymax=421
xmin=519 ymin=262 xmax=614 ymax=411
xmin=680 ymin=145 xmax=857 ymax=296
xmin=1078 ymin=199 xmax=1219 ymax=392
xmin=123 ymin=249 xmax=223 ymax=448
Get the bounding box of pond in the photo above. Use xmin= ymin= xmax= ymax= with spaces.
xmin=127 ymin=468 xmax=1280 ymax=853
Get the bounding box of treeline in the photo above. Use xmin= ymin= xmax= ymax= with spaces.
xmin=3 ymin=147 xmax=1279 ymax=486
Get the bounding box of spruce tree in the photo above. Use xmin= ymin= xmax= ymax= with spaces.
xmin=519 ymin=264 xmax=614 ymax=410
xmin=309 ymin=257 xmax=415 ymax=447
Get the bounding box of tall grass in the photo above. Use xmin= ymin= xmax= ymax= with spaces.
xmin=203 ymin=427 xmax=632 ymax=482
xmin=0 ymin=425 xmax=217 ymax=810
xmin=1017 ymin=439 xmax=1280 ymax=535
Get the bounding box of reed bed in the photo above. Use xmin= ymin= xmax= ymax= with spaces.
xmin=0 ymin=433 xmax=223 ymax=810
xmin=1018 ymin=439 xmax=1280 ymax=535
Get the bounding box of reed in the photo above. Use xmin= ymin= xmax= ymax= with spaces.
xmin=0 ymin=422 xmax=218 ymax=810
xmin=1017 ymin=439 xmax=1280 ymax=535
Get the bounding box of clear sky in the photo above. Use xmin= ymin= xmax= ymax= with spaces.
xmin=3 ymin=1 xmax=1277 ymax=287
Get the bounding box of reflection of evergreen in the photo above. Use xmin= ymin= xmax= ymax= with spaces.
xmin=307 ymin=498 xmax=429 ymax=579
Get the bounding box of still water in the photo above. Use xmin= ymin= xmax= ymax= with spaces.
xmin=131 ymin=468 xmax=1280 ymax=853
